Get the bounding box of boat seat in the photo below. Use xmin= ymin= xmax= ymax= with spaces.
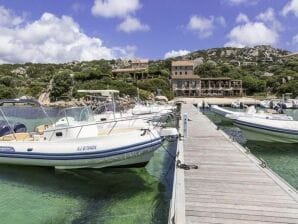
xmin=14 ymin=123 xmax=27 ymax=133
xmin=0 ymin=133 xmax=33 ymax=141
xmin=0 ymin=125 xmax=12 ymax=137
xmin=0 ymin=122 xmax=27 ymax=137
xmin=35 ymin=124 xmax=48 ymax=134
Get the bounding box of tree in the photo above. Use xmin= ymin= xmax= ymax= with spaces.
xmin=0 ymin=85 xmax=16 ymax=99
xmin=194 ymin=62 xmax=221 ymax=77
xmin=277 ymin=80 xmax=298 ymax=97
xmin=242 ymin=76 xmax=266 ymax=95
xmin=50 ymin=72 xmax=73 ymax=101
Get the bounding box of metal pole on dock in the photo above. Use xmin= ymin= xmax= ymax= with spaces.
xmin=183 ymin=113 xmax=188 ymax=138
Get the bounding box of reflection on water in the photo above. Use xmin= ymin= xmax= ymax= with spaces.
xmin=204 ymin=108 xmax=298 ymax=190
xmin=0 ymin=143 xmax=176 ymax=224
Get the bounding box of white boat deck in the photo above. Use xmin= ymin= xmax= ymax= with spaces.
xmin=169 ymin=103 xmax=298 ymax=224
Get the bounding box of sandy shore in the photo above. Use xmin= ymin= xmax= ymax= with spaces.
xmin=172 ymin=97 xmax=260 ymax=106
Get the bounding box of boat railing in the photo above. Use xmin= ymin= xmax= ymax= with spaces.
xmin=44 ymin=116 xmax=158 ymax=140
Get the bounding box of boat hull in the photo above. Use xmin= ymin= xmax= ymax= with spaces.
xmin=210 ymin=105 xmax=234 ymax=117
xmin=0 ymin=131 xmax=163 ymax=169
xmin=234 ymin=120 xmax=298 ymax=143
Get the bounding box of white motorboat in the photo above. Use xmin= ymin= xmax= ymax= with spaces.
xmin=259 ymin=100 xmax=271 ymax=108
xmin=210 ymin=105 xmax=236 ymax=117
xmin=259 ymin=99 xmax=280 ymax=109
xmin=130 ymin=103 xmax=175 ymax=115
xmin=226 ymin=107 xmax=293 ymax=121
xmin=0 ymin=99 xmax=177 ymax=169
xmin=231 ymin=101 xmax=241 ymax=108
xmin=293 ymin=100 xmax=298 ymax=109
xmin=280 ymin=100 xmax=294 ymax=109
xmin=93 ymin=102 xmax=176 ymax=126
xmin=234 ymin=117 xmax=298 ymax=143
xmin=211 ymin=105 xmax=293 ymax=121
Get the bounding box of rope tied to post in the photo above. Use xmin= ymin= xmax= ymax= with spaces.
xmin=176 ymin=160 xmax=198 ymax=170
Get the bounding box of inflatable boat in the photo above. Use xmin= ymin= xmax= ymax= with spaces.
xmin=0 ymin=99 xmax=176 ymax=169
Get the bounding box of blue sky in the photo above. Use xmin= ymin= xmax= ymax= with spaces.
xmin=0 ymin=0 xmax=297 ymax=63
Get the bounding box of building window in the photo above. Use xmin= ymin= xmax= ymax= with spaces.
xmin=180 ymin=72 xmax=182 ymax=75
xmin=185 ymin=71 xmax=187 ymax=75
xmin=175 ymin=72 xmax=177 ymax=75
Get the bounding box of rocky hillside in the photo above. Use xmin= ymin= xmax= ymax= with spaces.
xmin=176 ymin=45 xmax=291 ymax=65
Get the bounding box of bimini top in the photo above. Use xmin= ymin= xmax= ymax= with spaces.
xmin=0 ymin=98 xmax=41 ymax=107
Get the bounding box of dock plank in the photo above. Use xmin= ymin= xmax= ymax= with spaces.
xmin=174 ymin=103 xmax=298 ymax=224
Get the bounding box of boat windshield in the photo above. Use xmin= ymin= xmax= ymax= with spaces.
xmin=55 ymin=106 xmax=95 ymax=126
xmin=0 ymin=99 xmax=56 ymax=135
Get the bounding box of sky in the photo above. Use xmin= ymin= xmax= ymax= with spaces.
xmin=0 ymin=0 xmax=297 ymax=63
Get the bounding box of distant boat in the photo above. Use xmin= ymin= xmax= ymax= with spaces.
xmin=259 ymin=100 xmax=271 ymax=108
xmin=259 ymin=99 xmax=280 ymax=109
xmin=210 ymin=105 xmax=293 ymax=121
xmin=234 ymin=117 xmax=298 ymax=143
xmin=210 ymin=105 xmax=236 ymax=117
xmin=280 ymin=100 xmax=293 ymax=109
xmin=293 ymin=100 xmax=298 ymax=109
xmin=231 ymin=101 xmax=241 ymax=108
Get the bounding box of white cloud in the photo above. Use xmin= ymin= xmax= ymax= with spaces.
xmin=293 ymin=34 xmax=298 ymax=44
xmin=164 ymin=50 xmax=190 ymax=59
xmin=91 ymin=0 xmax=148 ymax=33
xmin=236 ymin=13 xmax=249 ymax=23
xmin=216 ymin=16 xmax=227 ymax=27
xmin=0 ymin=6 xmax=24 ymax=27
xmin=282 ymin=0 xmax=298 ymax=17
xmin=117 ymin=16 xmax=149 ymax=33
xmin=187 ymin=15 xmax=214 ymax=38
xmin=187 ymin=15 xmax=226 ymax=38
xmin=225 ymin=22 xmax=278 ymax=47
xmin=225 ymin=0 xmax=258 ymax=5
xmin=91 ymin=0 xmax=140 ymax=18
xmin=0 ymin=8 xmax=136 ymax=64
xmin=256 ymin=8 xmax=282 ymax=31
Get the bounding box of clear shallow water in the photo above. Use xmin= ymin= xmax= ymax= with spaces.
xmin=204 ymin=108 xmax=298 ymax=189
xmin=0 ymin=142 xmax=176 ymax=224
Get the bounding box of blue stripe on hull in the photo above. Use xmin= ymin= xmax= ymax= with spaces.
xmin=234 ymin=120 xmax=298 ymax=135
xmin=0 ymin=139 xmax=162 ymax=160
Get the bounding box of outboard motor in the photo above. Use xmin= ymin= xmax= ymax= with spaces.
xmin=14 ymin=123 xmax=27 ymax=133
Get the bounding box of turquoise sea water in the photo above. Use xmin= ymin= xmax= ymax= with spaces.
xmin=204 ymin=108 xmax=298 ymax=189
xmin=0 ymin=142 xmax=176 ymax=224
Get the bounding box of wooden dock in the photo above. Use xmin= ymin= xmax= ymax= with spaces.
xmin=168 ymin=103 xmax=298 ymax=224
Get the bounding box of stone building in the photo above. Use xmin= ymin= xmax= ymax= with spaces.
xmin=112 ymin=59 xmax=150 ymax=80
xmin=171 ymin=60 xmax=243 ymax=97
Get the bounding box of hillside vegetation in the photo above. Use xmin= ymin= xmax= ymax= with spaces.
xmin=0 ymin=45 xmax=297 ymax=101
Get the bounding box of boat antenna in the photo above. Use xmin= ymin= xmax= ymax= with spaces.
xmin=112 ymin=91 xmax=116 ymax=121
